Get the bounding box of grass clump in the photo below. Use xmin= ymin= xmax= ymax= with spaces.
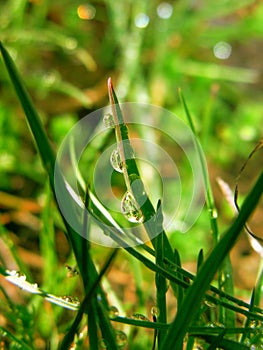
xmin=0 ymin=40 xmax=263 ymax=350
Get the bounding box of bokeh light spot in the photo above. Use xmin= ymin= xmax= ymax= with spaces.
xmin=135 ymin=13 xmax=150 ymax=28
xmin=157 ymin=2 xmax=173 ymax=19
xmin=77 ymin=4 xmax=96 ymax=20
xmin=213 ymin=41 xmax=232 ymax=60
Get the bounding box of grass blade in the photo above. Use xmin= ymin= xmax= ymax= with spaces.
xmin=160 ymin=169 xmax=263 ymax=349
xmin=108 ymin=77 xmax=174 ymax=259
xmin=0 ymin=41 xmax=93 ymax=287
xmin=0 ymin=42 xmax=118 ymax=349
xmin=179 ymin=88 xmax=235 ymax=329
xmin=155 ymin=201 xmax=167 ymax=345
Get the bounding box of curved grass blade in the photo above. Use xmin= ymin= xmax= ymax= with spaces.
xmin=0 ymin=41 xmax=84 ymax=266
xmin=0 ymin=42 xmax=118 ymax=349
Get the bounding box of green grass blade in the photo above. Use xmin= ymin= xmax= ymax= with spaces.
xmin=203 ymin=335 xmax=249 ymax=350
xmin=218 ymin=257 xmax=235 ymax=329
xmin=108 ymin=77 xmax=174 ymax=260
xmin=254 ymin=259 xmax=263 ymax=307
xmin=155 ymin=201 xmax=167 ymax=345
xmin=179 ymin=88 xmax=235 ymax=328
xmin=240 ymin=289 xmax=256 ymax=344
xmin=178 ymin=89 xmax=218 ymax=243
xmin=173 ymin=249 xmax=184 ymax=309
xmin=0 ymin=42 xmax=118 ymax=348
xmin=160 ymin=169 xmax=263 ymax=349
xmin=96 ymin=301 xmax=119 ymax=350
xmin=0 ymin=41 xmax=90 ymax=283
xmin=197 ymin=249 xmax=204 ymax=272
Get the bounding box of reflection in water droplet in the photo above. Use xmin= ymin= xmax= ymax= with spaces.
xmin=151 ymin=306 xmax=160 ymax=318
xmin=108 ymin=306 xmax=119 ymax=318
xmin=121 ymin=192 xmax=144 ymax=223
xmin=131 ymin=313 xmax=149 ymax=321
xmin=103 ymin=113 xmax=115 ymax=128
xmin=115 ymin=330 xmax=128 ymax=347
xmin=110 ymin=148 xmax=123 ymax=173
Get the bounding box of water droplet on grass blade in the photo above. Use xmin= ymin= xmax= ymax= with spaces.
xmin=103 ymin=113 xmax=115 ymax=128
xmin=61 ymin=295 xmax=80 ymax=305
xmin=151 ymin=306 xmax=160 ymax=318
xmin=193 ymin=343 xmax=204 ymax=350
xmin=115 ymin=330 xmax=128 ymax=347
xmin=121 ymin=191 xmax=144 ymax=223
xmin=250 ymin=319 xmax=259 ymax=328
xmin=110 ymin=148 xmax=123 ymax=173
xmin=108 ymin=306 xmax=119 ymax=318
xmin=15 ymin=271 xmax=26 ymax=280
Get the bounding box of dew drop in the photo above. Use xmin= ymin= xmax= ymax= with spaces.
xmin=103 ymin=229 xmax=110 ymax=236
xmin=16 ymin=271 xmax=26 ymax=281
xmin=213 ymin=322 xmax=225 ymax=328
xmin=62 ymin=295 xmax=80 ymax=305
xmin=121 ymin=191 xmax=144 ymax=223
xmin=250 ymin=319 xmax=258 ymax=328
xmin=65 ymin=264 xmax=79 ymax=277
xmin=110 ymin=148 xmax=123 ymax=173
xmin=205 ymin=322 xmax=224 ymax=328
xmin=131 ymin=313 xmax=149 ymax=321
xmin=108 ymin=305 xmax=119 ymax=318
xmin=103 ymin=113 xmax=115 ymax=128
xmin=193 ymin=343 xmax=204 ymax=350
xmin=151 ymin=306 xmax=160 ymax=318
xmin=115 ymin=330 xmax=128 ymax=347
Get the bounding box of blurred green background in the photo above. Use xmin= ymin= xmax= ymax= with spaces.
xmin=0 ymin=0 xmax=263 ymax=347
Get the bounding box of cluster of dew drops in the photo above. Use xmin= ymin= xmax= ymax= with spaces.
xmin=103 ymin=113 xmax=144 ymax=224
xmin=99 ymin=305 xmax=160 ymax=349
